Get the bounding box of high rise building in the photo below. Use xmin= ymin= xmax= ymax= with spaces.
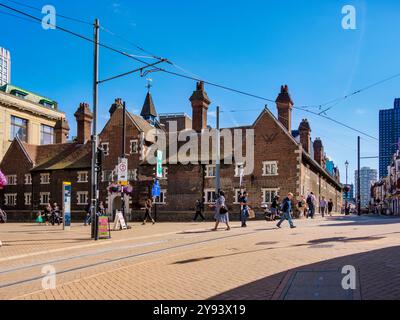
xmin=0 ymin=47 xmax=11 ymax=86
xmin=379 ymin=99 xmax=400 ymax=178
xmin=355 ymin=167 xmax=378 ymax=208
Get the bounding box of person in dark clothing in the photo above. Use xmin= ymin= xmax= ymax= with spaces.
xmin=193 ymin=199 xmax=205 ymax=221
xmin=143 ymin=198 xmax=155 ymax=225
xmin=269 ymin=196 xmax=280 ymax=221
xmin=51 ymin=203 xmax=61 ymax=226
xmin=239 ymin=192 xmax=249 ymax=227
xmin=84 ymin=203 xmax=92 ymax=226
xmin=328 ymin=199 xmax=334 ymax=216
xmin=277 ymin=193 xmax=296 ymax=229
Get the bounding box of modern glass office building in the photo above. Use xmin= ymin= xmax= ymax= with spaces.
xmin=0 ymin=47 xmax=11 ymax=86
xmin=379 ymin=99 xmax=400 ymax=178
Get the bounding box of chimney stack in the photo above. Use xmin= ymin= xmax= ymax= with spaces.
xmin=109 ymin=98 xmax=123 ymax=116
xmin=276 ymin=85 xmax=294 ymax=132
xmin=54 ymin=118 xmax=70 ymax=144
xmin=74 ymin=103 xmax=93 ymax=144
xmin=299 ymin=119 xmax=311 ymax=154
xmin=313 ymin=138 xmax=326 ymax=167
xmin=190 ymin=81 xmax=211 ymax=132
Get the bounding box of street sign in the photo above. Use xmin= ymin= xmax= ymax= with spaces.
xmin=152 ymin=180 xmax=161 ymax=198
xmin=98 ymin=216 xmax=111 ymax=239
xmin=62 ymin=182 xmax=72 ymax=230
xmin=113 ymin=211 xmax=127 ymax=230
xmin=156 ymin=150 xmax=163 ymax=179
xmin=118 ymin=158 xmax=128 ymax=185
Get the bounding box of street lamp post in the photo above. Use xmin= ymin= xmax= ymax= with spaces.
xmin=345 ymin=160 xmax=349 ymax=202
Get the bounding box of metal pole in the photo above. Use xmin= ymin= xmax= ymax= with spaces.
xmin=357 ymin=136 xmax=361 ymax=216
xmin=216 ymin=106 xmax=221 ymax=195
xmin=121 ymin=101 xmax=126 ymax=224
xmin=91 ymin=18 xmax=100 ymax=240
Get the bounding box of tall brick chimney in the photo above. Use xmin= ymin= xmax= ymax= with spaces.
xmin=109 ymin=98 xmax=123 ymax=116
xmin=54 ymin=118 xmax=70 ymax=144
xmin=299 ymin=119 xmax=311 ymax=154
xmin=313 ymin=138 xmax=326 ymax=167
xmin=276 ymin=85 xmax=294 ymax=132
xmin=74 ymin=103 xmax=93 ymax=144
xmin=190 ymin=81 xmax=211 ymax=132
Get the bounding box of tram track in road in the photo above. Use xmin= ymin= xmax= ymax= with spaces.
xmin=0 ymin=228 xmax=257 ymax=291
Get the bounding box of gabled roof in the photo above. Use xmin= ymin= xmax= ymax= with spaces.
xmin=19 ymin=141 xmax=91 ymax=171
xmin=140 ymin=92 xmax=158 ymax=118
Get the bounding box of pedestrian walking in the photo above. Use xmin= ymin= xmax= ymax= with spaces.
xmin=193 ymin=199 xmax=205 ymax=221
xmin=239 ymin=191 xmax=249 ymax=227
xmin=328 ymin=199 xmax=334 ymax=216
xmin=268 ymin=195 xmax=280 ymax=221
xmin=320 ymin=196 xmax=327 ymax=218
xmin=84 ymin=203 xmax=92 ymax=226
xmin=51 ymin=203 xmax=61 ymax=226
xmin=211 ymin=191 xmax=231 ymax=231
xmin=306 ymin=192 xmax=316 ymax=219
xmin=143 ymin=198 xmax=155 ymax=225
xmin=35 ymin=211 xmax=44 ymax=225
xmin=298 ymin=195 xmax=308 ymax=218
xmin=43 ymin=204 xmax=51 ymax=226
xmin=277 ymin=193 xmax=296 ymax=229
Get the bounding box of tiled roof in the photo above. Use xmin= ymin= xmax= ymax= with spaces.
xmin=20 ymin=141 xmax=91 ymax=171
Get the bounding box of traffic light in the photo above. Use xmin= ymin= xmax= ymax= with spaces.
xmin=97 ymin=147 xmax=104 ymax=170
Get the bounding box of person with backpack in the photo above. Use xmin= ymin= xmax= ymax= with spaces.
xmin=211 ymin=190 xmax=231 ymax=231
xmin=277 ymin=193 xmax=296 ymax=229
xmin=306 ymin=192 xmax=316 ymax=219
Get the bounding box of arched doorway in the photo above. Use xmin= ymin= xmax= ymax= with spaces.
xmin=108 ymin=193 xmax=131 ymax=221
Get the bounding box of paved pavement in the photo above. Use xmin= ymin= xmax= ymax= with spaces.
xmin=0 ymin=214 xmax=400 ymax=300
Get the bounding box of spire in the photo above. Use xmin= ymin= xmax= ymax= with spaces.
xmin=140 ymin=92 xmax=158 ymax=122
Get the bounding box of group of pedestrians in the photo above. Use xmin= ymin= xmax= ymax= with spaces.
xmin=36 ymin=203 xmax=62 ymax=226
xmin=84 ymin=201 xmax=107 ymax=226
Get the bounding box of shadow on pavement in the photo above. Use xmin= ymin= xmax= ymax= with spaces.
xmin=209 ymin=246 xmax=400 ymax=300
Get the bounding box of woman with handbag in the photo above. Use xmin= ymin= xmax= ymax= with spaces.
xmin=211 ymin=191 xmax=231 ymax=231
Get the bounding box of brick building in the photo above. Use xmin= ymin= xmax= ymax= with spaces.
xmin=0 ymin=83 xmax=343 ymax=221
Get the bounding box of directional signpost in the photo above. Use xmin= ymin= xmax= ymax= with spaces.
xmin=63 ymin=182 xmax=72 ymax=230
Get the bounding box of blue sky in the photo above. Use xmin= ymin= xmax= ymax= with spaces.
xmin=1 ymin=0 xmax=400 ymax=184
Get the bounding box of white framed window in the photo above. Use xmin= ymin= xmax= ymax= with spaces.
xmin=77 ymin=191 xmax=89 ymax=205
xmin=7 ymin=175 xmax=17 ymax=185
xmin=77 ymin=171 xmax=88 ymax=183
xmin=101 ymin=142 xmax=109 ymax=156
xmin=130 ymin=139 xmax=139 ymax=154
xmin=205 ymin=189 xmax=217 ymax=204
xmin=205 ymin=165 xmax=216 ymax=178
xmin=159 ymin=167 xmax=168 ymax=180
xmin=40 ymin=173 xmax=50 ymax=185
xmin=153 ymin=189 xmax=167 ymax=204
xmin=24 ymin=193 xmax=32 ymax=206
xmin=234 ymin=188 xmax=244 ymax=204
xmin=262 ymin=188 xmax=279 ymax=205
xmin=128 ymin=169 xmax=138 ymax=181
xmin=40 ymin=192 xmax=51 ymax=205
xmin=101 ymin=170 xmax=113 ymax=183
xmin=24 ymin=174 xmax=32 ymax=185
xmin=262 ymin=161 xmax=279 ymax=176
xmin=4 ymin=194 xmax=17 ymax=206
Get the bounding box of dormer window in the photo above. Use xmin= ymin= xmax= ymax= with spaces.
xmin=39 ymin=99 xmax=55 ymax=109
xmin=10 ymin=89 xmax=28 ymax=99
